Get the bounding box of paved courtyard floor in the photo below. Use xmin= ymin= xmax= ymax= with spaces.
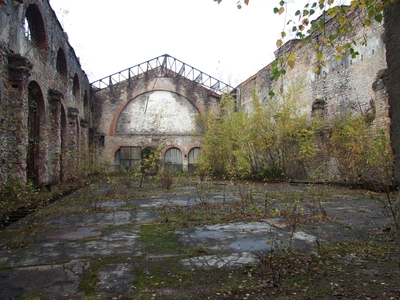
xmin=0 ymin=177 xmax=398 ymax=299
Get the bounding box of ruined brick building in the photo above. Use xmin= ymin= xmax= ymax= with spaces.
xmin=1 ymin=0 xmax=90 ymax=189
xmin=0 ymin=0 xmax=397 ymax=189
xmin=90 ymin=55 xmax=234 ymax=173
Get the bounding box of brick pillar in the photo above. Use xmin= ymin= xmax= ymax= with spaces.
xmin=48 ymin=89 xmax=63 ymax=184
xmin=6 ymin=54 xmax=32 ymax=186
xmin=67 ymin=107 xmax=79 ymax=179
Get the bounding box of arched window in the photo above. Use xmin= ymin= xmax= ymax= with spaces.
xmin=56 ymin=48 xmax=68 ymax=79
xmin=188 ymin=147 xmax=201 ymax=173
xmin=164 ymin=147 xmax=183 ymax=172
xmin=24 ymin=4 xmax=48 ymax=51
xmin=72 ymin=73 xmax=80 ymax=100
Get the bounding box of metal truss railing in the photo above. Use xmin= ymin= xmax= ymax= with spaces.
xmin=90 ymin=54 xmax=235 ymax=94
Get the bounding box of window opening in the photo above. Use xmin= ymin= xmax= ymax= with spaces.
xmin=115 ymin=146 xmax=141 ymax=171
xmin=164 ymin=147 xmax=183 ymax=172
xmin=99 ymin=136 xmax=105 ymax=147
xmin=56 ymin=48 xmax=68 ymax=78
xmin=188 ymin=147 xmax=201 ymax=173
xmin=72 ymin=74 xmax=80 ymax=100
xmin=312 ymin=98 xmax=326 ymax=119
xmin=24 ymin=4 xmax=47 ymax=51
xmin=23 ymin=17 xmax=31 ymax=40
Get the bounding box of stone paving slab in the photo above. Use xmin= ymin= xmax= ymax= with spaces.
xmin=44 ymin=210 xmax=156 ymax=228
xmin=95 ymin=263 xmax=136 ymax=298
xmin=0 ymin=260 xmax=89 ymax=300
xmin=0 ymin=226 xmax=143 ymax=268
xmin=180 ymin=252 xmax=257 ymax=270
xmin=177 ymin=221 xmax=317 ymax=254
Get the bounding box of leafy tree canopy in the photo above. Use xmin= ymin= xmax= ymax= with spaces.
xmin=215 ymin=0 xmax=397 ymax=86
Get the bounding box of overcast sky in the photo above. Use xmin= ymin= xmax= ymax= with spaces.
xmin=48 ymin=0 xmax=340 ymax=86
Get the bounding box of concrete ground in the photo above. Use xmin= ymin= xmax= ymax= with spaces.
xmin=0 ymin=179 xmax=393 ymax=299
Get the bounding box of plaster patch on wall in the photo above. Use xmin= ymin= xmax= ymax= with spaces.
xmin=116 ymin=91 xmax=199 ymax=135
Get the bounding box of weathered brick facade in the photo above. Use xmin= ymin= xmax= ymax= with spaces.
xmin=0 ymin=0 xmax=91 ymax=188
xmin=92 ymin=65 xmax=221 ymax=171
xmin=238 ymin=10 xmax=388 ymax=130
xmin=237 ymin=9 xmax=390 ymax=180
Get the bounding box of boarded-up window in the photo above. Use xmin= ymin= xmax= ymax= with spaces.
xmin=115 ymin=146 xmax=141 ymax=171
xmin=188 ymin=147 xmax=201 ymax=173
xmin=164 ymin=147 xmax=182 ymax=172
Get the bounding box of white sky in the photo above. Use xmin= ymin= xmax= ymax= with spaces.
xmin=48 ymin=0 xmax=330 ymax=86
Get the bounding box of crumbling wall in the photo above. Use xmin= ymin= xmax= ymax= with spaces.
xmin=0 ymin=0 xmax=91 ymax=189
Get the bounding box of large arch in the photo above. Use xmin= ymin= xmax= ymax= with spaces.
xmin=27 ymin=81 xmax=46 ymax=186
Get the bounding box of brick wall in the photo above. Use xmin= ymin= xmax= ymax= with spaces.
xmin=237 ymin=9 xmax=390 ymax=181
xmin=0 ymin=0 xmax=91 ymax=188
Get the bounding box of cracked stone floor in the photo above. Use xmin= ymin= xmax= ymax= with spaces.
xmin=0 ymin=180 xmax=392 ymax=299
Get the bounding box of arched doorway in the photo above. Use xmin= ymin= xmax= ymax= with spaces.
xmin=164 ymin=147 xmax=182 ymax=172
xmin=27 ymin=81 xmax=45 ymax=186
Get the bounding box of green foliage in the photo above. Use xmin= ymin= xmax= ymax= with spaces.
xmin=0 ymin=180 xmax=39 ymax=223
xmin=324 ymin=114 xmax=393 ymax=184
xmin=115 ymin=146 xmax=163 ymax=189
xmin=196 ymin=93 xmax=252 ymax=179
xmin=141 ymin=146 xmax=162 ymax=176
xmin=197 ymin=85 xmax=318 ymax=181
xmin=197 ymin=84 xmax=392 ymax=187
